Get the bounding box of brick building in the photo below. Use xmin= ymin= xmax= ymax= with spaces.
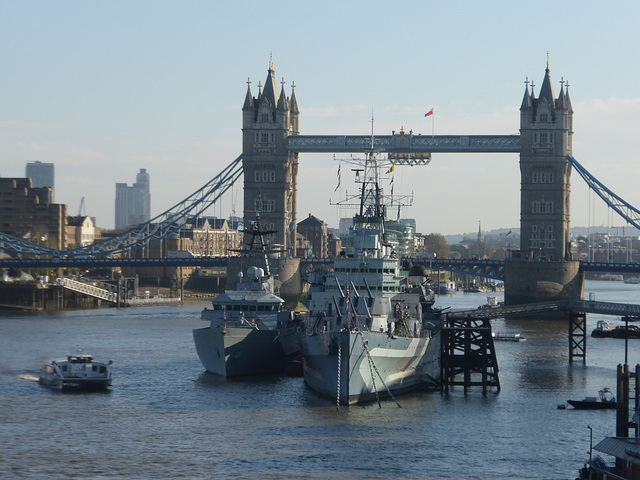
xmin=0 ymin=178 xmax=67 ymax=250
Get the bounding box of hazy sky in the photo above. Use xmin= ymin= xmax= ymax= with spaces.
xmin=2 ymin=1 xmax=640 ymax=236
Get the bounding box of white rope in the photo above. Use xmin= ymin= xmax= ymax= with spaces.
xmin=336 ymin=336 xmax=342 ymax=410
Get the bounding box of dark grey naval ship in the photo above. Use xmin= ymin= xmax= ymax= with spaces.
xmin=299 ymin=150 xmax=442 ymax=405
xmin=193 ymin=218 xmax=299 ymax=377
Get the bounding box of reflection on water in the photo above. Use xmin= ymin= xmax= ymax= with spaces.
xmin=0 ymin=283 xmax=638 ymax=479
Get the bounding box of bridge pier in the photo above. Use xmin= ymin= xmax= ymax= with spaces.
xmin=504 ymin=260 xmax=584 ymax=310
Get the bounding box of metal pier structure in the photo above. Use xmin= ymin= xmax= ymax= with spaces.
xmin=441 ymin=316 xmax=500 ymax=395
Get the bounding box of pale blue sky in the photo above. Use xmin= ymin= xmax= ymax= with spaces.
xmin=2 ymin=1 xmax=640 ymax=235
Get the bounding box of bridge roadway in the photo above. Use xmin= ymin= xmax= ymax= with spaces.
xmin=2 ymin=256 xmax=640 ymax=278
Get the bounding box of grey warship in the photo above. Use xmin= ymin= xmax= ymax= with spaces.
xmin=193 ymin=217 xmax=299 ymax=377
xmin=299 ymin=149 xmax=442 ymax=405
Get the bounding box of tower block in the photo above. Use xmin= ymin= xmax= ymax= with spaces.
xmin=505 ymin=61 xmax=584 ymax=305
xmin=242 ymin=59 xmax=299 ymax=252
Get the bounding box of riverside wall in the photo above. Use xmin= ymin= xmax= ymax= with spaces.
xmin=0 ymin=283 xmax=102 ymax=311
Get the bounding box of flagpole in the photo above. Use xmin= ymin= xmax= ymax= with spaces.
xmin=425 ymin=107 xmax=434 ymax=136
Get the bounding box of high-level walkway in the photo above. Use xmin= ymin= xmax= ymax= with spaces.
xmin=286 ymin=134 xmax=521 ymax=154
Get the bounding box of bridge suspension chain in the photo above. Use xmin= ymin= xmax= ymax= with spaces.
xmin=568 ymin=155 xmax=640 ymax=230
xmin=0 ymin=154 xmax=244 ymax=258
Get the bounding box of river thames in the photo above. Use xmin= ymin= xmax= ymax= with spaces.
xmin=1 ymin=280 xmax=638 ymax=479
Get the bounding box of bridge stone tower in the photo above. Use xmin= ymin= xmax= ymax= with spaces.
xmin=505 ymin=61 xmax=583 ymax=306
xmin=519 ymin=61 xmax=573 ymax=261
xmin=241 ymin=58 xmax=299 ymax=253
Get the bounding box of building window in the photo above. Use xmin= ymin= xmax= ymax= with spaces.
xmin=540 ymin=113 xmax=548 ymax=122
xmin=548 ymin=172 xmax=554 ymax=183
xmin=532 ymin=225 xmax=538 ymax=232
xmin=547 ymin=225 xmax=553 ymax=232
xmin=540 ymin=172 xmax=546 ymax=183
xmin=261 ymin=113 xmax=270 ymax=123
xmin=254 ymin=170 xmax=276 ymax=183
xmin=532 ymin=172 xmax=538 ymax=183
xmin=261 ymin=133 xmax=269 ymax=143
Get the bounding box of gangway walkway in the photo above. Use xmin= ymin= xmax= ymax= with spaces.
xmin=57 ymin=278 xmax=118 ymax=304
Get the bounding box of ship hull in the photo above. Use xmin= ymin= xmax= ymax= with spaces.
xmin=301 ymin=329 xmax=440 ymax=405
xmin=193 ymin=326 xmax=286 ymax=377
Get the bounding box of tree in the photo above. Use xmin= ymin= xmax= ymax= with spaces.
xmin=424 ymin=233 xmax=450 ymax=259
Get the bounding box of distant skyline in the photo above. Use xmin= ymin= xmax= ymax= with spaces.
xmin=2 ymin=2 xmax=640 ymax=235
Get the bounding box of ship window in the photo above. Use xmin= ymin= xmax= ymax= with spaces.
xmin=62 ymin=365 xmax=68 ymax=372
xmin=92 ymin=366 xmax=98 ymax=372
xmin=233 ymin=305 xmax=241 ymax=311
xmin=99 ymin=366 xmax=106 ymax=373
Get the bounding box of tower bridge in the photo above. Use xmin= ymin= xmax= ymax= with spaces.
xmin=3 ymin=58 xmax=640 ymax=311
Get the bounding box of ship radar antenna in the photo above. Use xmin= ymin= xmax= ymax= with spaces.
xmin=370 ymin=110 xmax=375 ymax=150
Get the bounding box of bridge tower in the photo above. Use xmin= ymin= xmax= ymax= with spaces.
xmin=241 ymin=58 xmax=299 ymax=253
xmin=519 ymin=60 xmax=573 ymax=261
xmin=505 ymin=60 xmax=584 ymax=306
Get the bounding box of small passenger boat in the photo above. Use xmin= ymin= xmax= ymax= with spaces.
xmin=492 ymin=332 xmax=526 ymax=342
xmin=567 ymin=387 xmax=616 ymax=409
xmin=591 ymin=320 xmax=613 ymax=338
xmin=611 ymin=324 xmax=640 ymax=339
xmin=39 ymin=354 xmax=113 ymax=390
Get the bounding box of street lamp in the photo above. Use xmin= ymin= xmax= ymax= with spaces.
xmin=587 ymin=425 xmax=593 ymax=464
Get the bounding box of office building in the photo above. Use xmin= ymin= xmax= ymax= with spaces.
xmin=115 ymin=169 xmax=151 ymax=229
xmin=25 ymin=161 xmax=54 ymax=192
